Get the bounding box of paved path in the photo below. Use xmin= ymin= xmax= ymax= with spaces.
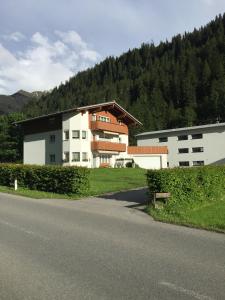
xmin=0 ymin=190 xmax=224 ymax=300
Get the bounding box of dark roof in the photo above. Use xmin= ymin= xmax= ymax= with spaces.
xmin=15 ymin=101 xmax=142 ymax=126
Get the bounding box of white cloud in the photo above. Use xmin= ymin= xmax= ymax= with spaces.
xmin=0 ymin=31 xmax=101 ymax=94
xmin=2 ymin=31 xmax=26 ymax=42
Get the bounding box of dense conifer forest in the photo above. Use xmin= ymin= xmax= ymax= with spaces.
xmin=1 ymin=14 xmax=225 ymax=162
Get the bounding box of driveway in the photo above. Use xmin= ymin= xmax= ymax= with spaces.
xmin=0 ymin=190 xmax=224 ymax=300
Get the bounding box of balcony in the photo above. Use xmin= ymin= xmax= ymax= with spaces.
xmin=91 ymin=141 xmax=126 ymax=152
xmin=90 ymin=121 xmax=128 ymax=134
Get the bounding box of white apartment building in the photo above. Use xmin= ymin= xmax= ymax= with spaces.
xmin=136 ymin=122 xmax=225 ymax=168
xmin=17 ymin=101 xmax=168 ymax=169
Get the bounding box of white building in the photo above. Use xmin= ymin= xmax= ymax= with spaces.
xmin=136 ymin=122 xmax=225 ymax=168
xmin=17 ymin=101 xmax=168 ymax=169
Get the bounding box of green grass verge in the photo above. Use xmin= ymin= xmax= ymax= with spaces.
xmin=0 ymin=185 xmax=81 ymax=200
xmin=147 ymin=198 xmax=225 ymax=233
xmin=0 ymin=168 xmax=147 ymax=199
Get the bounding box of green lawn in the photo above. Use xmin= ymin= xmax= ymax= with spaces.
xmin=89 ymin=168 xmax=147 ymax=195
xmin=147 ymin=198 xmax=225 ymax=233
xmin=0 ymin=168 xmax=147 ymax=199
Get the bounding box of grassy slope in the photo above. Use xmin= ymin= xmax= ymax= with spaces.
xmin=148 ymin=198 xmax=225 ymax=233
xmin=0 ymin=168 xmax=147 ymax=199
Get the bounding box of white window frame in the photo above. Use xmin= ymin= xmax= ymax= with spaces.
xmin=72 ymin=130 xmax=80 ymax=139
xmin=64 ymin=130 xmax=69 ymax=140
xmin=99 ymin=115 xmax=110 ymax=123
xmin=72 ymin=152 xmax=80 ymax=162
xmin=82 ymin=130 xmax=87 ymax=139
xmin=82 ymin=152 xmax=88 ymax=162
xmin=63 ymin=152 xmax=69 ymax=162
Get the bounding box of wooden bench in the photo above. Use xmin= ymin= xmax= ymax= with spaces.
xmin=148 ymin=192 xmax=171 ymax=207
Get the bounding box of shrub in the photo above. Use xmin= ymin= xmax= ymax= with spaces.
xmin=146 ymin=166 xmax=225 ymax=211
xmin=0 ymin=164 xmax=90 ymax=194
xmin=125 ymin=162 xmax=133 ymax=168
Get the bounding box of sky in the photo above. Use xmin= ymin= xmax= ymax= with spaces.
xmin=0 ymin=0 xmax=225 ymax=95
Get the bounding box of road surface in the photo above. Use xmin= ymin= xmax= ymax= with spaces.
xmin=0 ymin=190 xmax=224 ymax=300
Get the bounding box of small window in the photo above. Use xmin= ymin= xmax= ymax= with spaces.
xmin=178 ymin=135 xmax=188 ymax=141
xmin=64 ymin=130 xmax=69 ymax=140
xmin=99 ymin=116 xmax=110 ymax=123
xmin=178 ymin=148 xmax=189 ymax=154
xmin=82 ymin=131 xmax=87 ymax=139
xmin=82 ymin=152 xmax=88 ymax=162
xmin=192 ymin=147 xmax=204 ymax=153
xmin=72 ymin=130 xmax=80 ymax=139
xmin=92 ymin=114 xmax=97 ymax=121
xmin=192 ymin=133 xmax=203 ymax=139
xmin=63 ymin=152 xmax=69 ymax=162
xmin=50 ymin=154 xmax=55 ymax=163
xmin=179 ymin=161 xmax=189 ymax=167
xmin=159 ymin=137 xmax=168 ymax=143
xmin=72 ymin=152 xmax=80 ymax=162
xmin=50 ymin=135 xmax=55 ymax=143
xmin=193 ymin=161 xmax=204 ymax=166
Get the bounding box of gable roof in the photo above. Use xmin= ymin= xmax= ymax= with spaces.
xmin=15 ymin=101 xmax=142 ymax=126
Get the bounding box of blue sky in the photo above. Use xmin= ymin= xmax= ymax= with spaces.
xmin=0 ymin=0 xmax=224 ymax=94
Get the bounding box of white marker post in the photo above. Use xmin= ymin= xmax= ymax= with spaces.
xmin=14 ymin=179 xmax=18 ymax=191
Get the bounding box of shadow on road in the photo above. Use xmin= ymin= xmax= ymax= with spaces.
xmin=97 ymin=187 xmax=149 ymax=208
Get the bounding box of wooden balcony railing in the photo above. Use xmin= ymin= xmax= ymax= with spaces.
xmin=91 ymin=141 xmax=126 ymax=152
xmin=90 ymin=121 xmax=128 ymax=134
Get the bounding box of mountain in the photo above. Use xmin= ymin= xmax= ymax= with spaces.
xmin=0 ymin=90 xmax=44 ymax=115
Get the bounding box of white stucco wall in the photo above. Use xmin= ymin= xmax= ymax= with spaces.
xmin=62 ymin=111 xmax=92 ymax=168
xmin=24 ymin=130 xmax=62 ymax=165
xmin=137 ymin=126 xmax=225 ymax=167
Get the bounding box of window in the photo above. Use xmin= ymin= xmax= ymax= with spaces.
xmin=100 ymin=154 xmax=110 ymax=163
xmin=193 ymin=161 xmax=204 ymax=166
xmin=178 ymin=148 xmax=189 ymax=154
xmin=179 ymin=161 xmax=189 ymax=167
xmin=192 ymin=147 xmax=204 ymax=153
xmin=50 ymin=135 xmax=55 ymax=143
xmin=178 ymin=135 xmax=188 ymax=141
xmin=72 ymin=130 xmax=80 ymax=139
xmin=192 ymin=133 xmax=203 ymax=139
xmin=72 ymin=152 xmax=80 ymax=162
xmin=63 ymin=152 xmax=69 ymax=162
xmin=82 ymin=131 xmax=87 ymax=139
xmin=50 ymin=154 xmax=55 ymax=163
xmin=64 ymin=130 xmax=69 ymax=140
xmin=99 ymin=116 xmax=110 ymax=122
xmin=92 ymin=114 xmax=97 ymax=121
xmin=159 ymin=137 xmax=168 ymax=143
xmin=82 ymin=152 xmax=88 ymax=162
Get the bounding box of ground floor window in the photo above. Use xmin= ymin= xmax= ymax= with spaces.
xmin=82 ymin=152 xmax=88 ymax=162
xmin=100 ymin=154 xmax=111 ymax=164
xmin=72 ymin=152 xmax=80 ymax=162
xmin=179 ymin=161 xmax=189 ymax=167
xmin=193 ymin=160 xmax=204 ymax=166
xmin=64 ymin=152 xmax=69 ymax=162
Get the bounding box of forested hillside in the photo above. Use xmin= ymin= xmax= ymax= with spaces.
xmin=24 ymin=14 xmax=225 ymax=136
xmin=1 ymin=14 xmax=225 ymax=162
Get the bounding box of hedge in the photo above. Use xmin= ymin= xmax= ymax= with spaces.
xmin=146 ymin=166 xmax=225 ymax=209
xmin=0 ymin=164 xmax=90 ymax=194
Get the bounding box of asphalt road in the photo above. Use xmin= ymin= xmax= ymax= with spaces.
xmin=0 ymin=190 xmax=224 ymax=300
